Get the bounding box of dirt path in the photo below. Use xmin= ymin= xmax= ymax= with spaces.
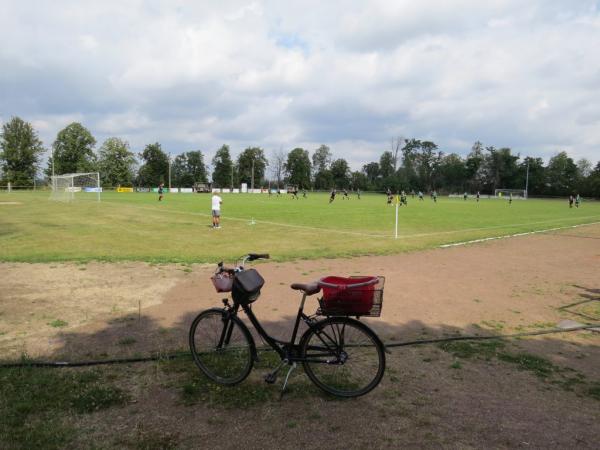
xmin=1 ymin=224 xmax=599 ymax=364
xmin=1 ymin=224 xmax=599 ymax=449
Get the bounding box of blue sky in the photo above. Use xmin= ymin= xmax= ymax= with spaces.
xmin=1 ymin=0 xmax=599 ymax=172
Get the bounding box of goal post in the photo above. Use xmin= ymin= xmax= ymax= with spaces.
xmin=50 ymin=172 xmax=101 ymax=202
xmin=494 ymin=188 xmax=527 ymax=199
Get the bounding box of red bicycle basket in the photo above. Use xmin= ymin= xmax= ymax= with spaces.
xmin=318 ymin=276 xmax=384 ymax=316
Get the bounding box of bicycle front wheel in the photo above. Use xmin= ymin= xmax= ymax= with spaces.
xmin=300 ymin=317 xmax=385 ymax=397
xmin=189 ymin=308 xmax=254 ymax=385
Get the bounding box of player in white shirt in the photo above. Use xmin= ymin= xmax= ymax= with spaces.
xmin=211 ymin=193 xmax=223 ymax=229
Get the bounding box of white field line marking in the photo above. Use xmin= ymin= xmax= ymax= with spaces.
xmin=100 ymin=200 xmax=390 ymax=239
xmin=439 ymin=221 xmax=600 ymax=248
xmin=403 ymin=215 xmax=600 ymax=238
xmin=100 ymin=200 xmax=600 ymax=242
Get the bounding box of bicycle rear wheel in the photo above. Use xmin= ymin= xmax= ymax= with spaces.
xmin=300 ymin=317 xmax=385 ymax=397
xmin=189 ymin=308 xmax=254 ymax=385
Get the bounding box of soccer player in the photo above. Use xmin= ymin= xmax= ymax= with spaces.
xmin=292 ymin=186 xmax=299 ymax=199
xmin=211 ymin=192 xmax=222 ymax=228
xmin=158 ymin=183 xmax=164 ymax=201
xmin=357 ymin=189 xmax=361 ymax=200
xmin=342 ymin=189 xmax=349 ymax=200
xmin=509 ymin=192 xmax=513 ymax=205
xmin=569 ymin=195 xmax=574 ymax=208
xmin=329 ymin=188 xmax=336 ymax=203
xmin=463 ymin=191 xmax=468 ymax=201
xmin=418 ymin=191 xmax=424 ymax=201
xmin=575 ymin=194 xmax=581 ymax=208
xmin=432 ymin=190 xmax=438 ymax=203
xmin=476 ymin=191 xmax=480 ymax=202
xmin=400 ymin=190 xmax=407 ymax=206
xmin=302 ymin=189 xmax=307 ymax=198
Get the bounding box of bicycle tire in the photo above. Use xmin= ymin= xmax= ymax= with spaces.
xmin=300 ymin=317 xmax=385 ymax=397
xmin=189 ymin=308 xmax=254 ymax=385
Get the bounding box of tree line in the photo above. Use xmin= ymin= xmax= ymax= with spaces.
xmin=1 ymin=116 xmax=599 ymax=197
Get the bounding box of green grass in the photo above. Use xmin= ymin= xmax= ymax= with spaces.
xmin=438 ymin=340 xmax=600 ymax=400
xmin=0 ymin=366 xmax=127 ymax=449
xmin=48 ymin=319 xmax=69 ymax=328
xmin=1 ymin=191 xmax=599 ymax=263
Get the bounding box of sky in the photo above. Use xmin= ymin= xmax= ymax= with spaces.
xmin=1 ymin=0 xmax=600 ymax=172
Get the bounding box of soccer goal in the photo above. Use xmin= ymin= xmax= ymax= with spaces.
xmin=50 ymin=172 xmax=101 ymax=202
xmin=494 ymin=189 xmax=527 ymax=199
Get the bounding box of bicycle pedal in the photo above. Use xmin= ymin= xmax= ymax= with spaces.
xmin=264 ymin=373 xmax=277 ymax=384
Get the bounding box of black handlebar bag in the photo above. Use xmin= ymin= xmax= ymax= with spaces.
xmin=232 ymin=269 xmax=265 ymax=305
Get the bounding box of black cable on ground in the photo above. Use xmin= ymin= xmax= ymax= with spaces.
xmin=0 ymin=324 xmax=597 ymax=369
xmin=0 ymin=351 xmax=190 ymax=369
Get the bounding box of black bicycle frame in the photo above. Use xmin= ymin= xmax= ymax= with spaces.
xmin=232 ymin=292 xmax=341 ymax=364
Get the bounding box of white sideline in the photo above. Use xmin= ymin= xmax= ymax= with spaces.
xmin=439 ymin=221 xmax=600 ymax=248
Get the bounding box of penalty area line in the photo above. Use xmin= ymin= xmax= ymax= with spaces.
xmin=438 ymin=221 xmax=600 ymax=248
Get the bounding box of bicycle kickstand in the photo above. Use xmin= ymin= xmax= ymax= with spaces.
xmin=280 ymin=362 xmax=297 ymax=399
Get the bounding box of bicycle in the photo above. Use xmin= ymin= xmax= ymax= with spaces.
xmin=188 ymin=253 xmax=386 ymax=398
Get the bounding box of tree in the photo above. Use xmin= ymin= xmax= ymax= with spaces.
xmin=439 ymin=153 xmax=466 ymax=192
xmin=48 ymin=122 xmax=96 ymax=175
xmin=546 ymin=151 xmax=578 ymax=195
xmin=237 ymin=147 xmax=268 ymax=188
xmin=416 ymin=141 xmax=443 ymax=191
xmin=212 ymin=145 xmax=235 ymax=188
xmin=479 ymin=147 xmax=519 ymax=192
xmin=330 ymin=158 xmax=351 ymax=188
xmin=351 ymin=171 xmax=368 ymax=190
xmin=379 ymin=151 xmax=395 ymax=179
xmin=390 ymin=136 xmax=404 ymax=171
xmin=172 ymin=151 xmax=208 ymax=187
xmin=0 ymin=117 xmax=45 ymax=186
xmin=576 ymin=158 xmax=593 ymax=178
xmin=575 ymin=158 xmax=593 ymax=195
xmin=587 ymin=161 xmax=600 ymax=198
xmin=269 ymin=148 xmax=287 ymax=189
xmin=517 ymin=156 xmax=545 ymax=196
xmin=401 ymin=139 xmax=421 ymax=188
xmin=312 ymin=145 xmax=332 ymax=174
xmin=97 ymin=138 xmax=136 ymax=187
xmin=284 ymin=148 xmax=311 ymax=189
xmin=465 ymin=141 xmax=485 ymax=192
xmin=362 ymin=162 xmax=380 ymax=189
xmin=137 ymin=142 xmax=168 ymax=186
xmin=312 ymin=145 xmax=332 ymax=189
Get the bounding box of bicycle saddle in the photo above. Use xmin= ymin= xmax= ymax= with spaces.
xmin=290 ymin=282 xmax=321 ymax=296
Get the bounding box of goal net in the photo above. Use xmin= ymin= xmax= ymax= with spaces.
xmin=50 ymin=172 xmax=101 ymax=202
xmin=494 ymin=189 xmax=527 ymax=199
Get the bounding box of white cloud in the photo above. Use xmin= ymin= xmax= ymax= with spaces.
xmin=1 ymin=0 xmax=599 ymax=170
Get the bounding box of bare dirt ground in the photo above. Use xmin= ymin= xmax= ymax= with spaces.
xmin=1 ymin=224 xmax=599 ymax=448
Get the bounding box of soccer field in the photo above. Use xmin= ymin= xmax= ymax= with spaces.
xmin=1 ymin=191 xmax=599 ymax=263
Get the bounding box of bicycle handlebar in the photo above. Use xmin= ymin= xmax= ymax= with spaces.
xmin=217 ymin=253 xmax=270 ymax=274
xmin=248 ymin=253 xmax=270 ymax=261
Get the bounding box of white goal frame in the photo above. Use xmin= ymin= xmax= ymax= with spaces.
xmin=50 ymin=172 xmax=101 ymax=202
xmin=494 ymin=188 xmax=527 ymax=199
